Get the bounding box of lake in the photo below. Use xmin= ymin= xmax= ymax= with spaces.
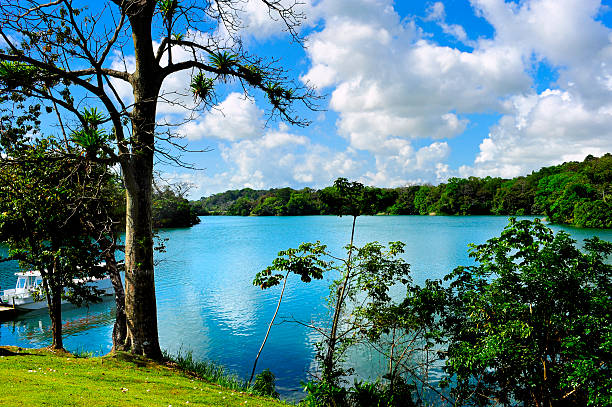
xmin=1 ymin=215 xmax=611 ymax=399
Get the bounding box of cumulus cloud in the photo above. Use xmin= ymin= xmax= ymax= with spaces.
xmin=363 ymin=140 xmax=452 ymax=187
xmin=300 ymin=0 xmax=534 ymax=186
xmin=109 ymin=52 xmax=136 ymax=108
xmin=215 ymin=0 xmax=318 ymax=41
xmin=218 ymin=126 xmax=363 ymax=190
xmin=178 ymin=93 xmax=264 ymax=141
xmin=459 ymin=0 xmax=612 ymax=177
xmin=426 ymin=2 xmax=471 ymax=44
xmin=472 ymin=0 xmax=609 ymax=66
xmin=168 ymin=125 xmax=366 ymax=197
xmin=461 ymin=89 xmax=612 ymax=178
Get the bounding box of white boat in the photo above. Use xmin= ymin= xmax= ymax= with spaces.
xmin=1 ymin=269 xmax=114 ymax=311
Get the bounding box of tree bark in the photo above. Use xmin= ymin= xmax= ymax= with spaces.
xmin=44 ymin=262 xmax=63 ymax=350
xmin=102 ymin=236 xmax=127 ymax=351
xmin=120 ymin=5 xmax=163 ymax=359
xmin=49 ymin=284 xmax=63 ymax=350
xmin=122 ymin=160 xmax=161 ymax=358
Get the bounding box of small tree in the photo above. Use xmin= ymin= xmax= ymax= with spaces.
xmin=317 ymin=178 xmax=373 ymax=382
xmin=443 ymin=218 xmax=612 ymax=406
xmin=256 ymin=239 xmax=417 ymax=405
xmin=0 ymin=139 xmax=110 ymax=349
xmin=250 ymin=241 xmax=328 ymax=385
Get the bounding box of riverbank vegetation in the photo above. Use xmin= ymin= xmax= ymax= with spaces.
xmin=245 ymin=179 xmax=612 ymax=406
xmin=254 ymin=216 xmax=612 ymax=406
xmin=0 ymin=346 xmax=285 ymax=407
xmin=152 ymin=183 xmax=200 ymax=229
xmin=192 ymin=154 xmax=612 ymax=228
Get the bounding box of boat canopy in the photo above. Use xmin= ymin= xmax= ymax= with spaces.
xmin=14 ymin=272 xmax=43 ymax=291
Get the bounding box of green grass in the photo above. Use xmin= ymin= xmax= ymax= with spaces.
xmin=166 ymin=350 xmax=252 ymax=393
xmin=0 ymin=346 xmax=289 ymax=407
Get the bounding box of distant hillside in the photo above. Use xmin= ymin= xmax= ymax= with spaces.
xmin=190 ymin=154 xmax=612 ymax=228
xmin=191 ymin=188 xmax=283 ymax=215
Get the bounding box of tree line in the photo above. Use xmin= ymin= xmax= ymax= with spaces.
xmin=152 ymin=183 xmax=200 ymax=229
xmin=192 ymin=153 xmax=612 ymax=228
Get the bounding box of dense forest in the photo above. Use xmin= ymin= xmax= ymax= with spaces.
xmin=111 ymin=183 xmax=200 ymax=229
xmin=191 ymin=154 xmax=612 ymax=228
xmin=152 ymin=185 xmax=200 ymax=228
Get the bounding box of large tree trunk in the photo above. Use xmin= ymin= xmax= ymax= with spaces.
xmin=120 ymin=5 xmax=163 ymax=359
xmin=122 ymin=161 xmax=161 ymax=358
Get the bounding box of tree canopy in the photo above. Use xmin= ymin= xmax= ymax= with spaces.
xmin=192 ymin=154 xmax=612 ymax=228
xmin=0 ymin=138 xmax=115 ymax=349
xmin=442 ymin=219 xmax=612 ymax=406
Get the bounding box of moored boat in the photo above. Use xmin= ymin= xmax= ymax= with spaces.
xmin=0 ymin=269 xmax=114 ymax=311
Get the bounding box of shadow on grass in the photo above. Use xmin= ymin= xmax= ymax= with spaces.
xmin=108 ymin=351 xmax=159 ymax=368
xmin=0 ymin=346 xmax=43 ymax=357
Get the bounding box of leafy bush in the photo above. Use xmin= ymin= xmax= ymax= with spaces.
xmin=300 ymin=380 xmax=348 ymax=407
xmin=443 ymin=219 xmax=612 ymax=406
xmin=252 ymin=369 xmax=280 ymax=398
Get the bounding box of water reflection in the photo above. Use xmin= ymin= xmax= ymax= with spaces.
xmin=1 ymin=216 xmax=611 ymax=400
xmin=0 ymin=299 xmax=115 ymax=354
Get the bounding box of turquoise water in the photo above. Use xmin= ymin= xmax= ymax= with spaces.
xmin=1 ymin=216 xmax=611 ymax=398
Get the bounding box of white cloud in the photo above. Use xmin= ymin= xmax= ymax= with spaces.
xmin=178 ymin=93 xmax=264 ymax=141
xmin=218 ymin=127 xmax=362 ymax=190
xmin=301 ymin=0 xmax=531 ymax=185
xmin=216 ymin=0 xmax=318 ymax=41
xmin=461 ymin=89 xmax=612 ymax=178
xmin=471 ymin=0 xmax=609 ymax=66
xmin=109 ymin=52 xmax=136 ymax=108
xmin=457 ymin=0 xmax=612 ymax=177
xmin=426 ymin=2 xmax=470 ymax=44
xmin=426 ymin=2 xmax=446 ymax=21
xmin=362 ymin=140 xmax=451 ymax=187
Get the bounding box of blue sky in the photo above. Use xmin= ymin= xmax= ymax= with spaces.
xmin=17 ymin=0 xmax=612 ymax=198
xmin=161 ymin=0 xmax=612 ymax=199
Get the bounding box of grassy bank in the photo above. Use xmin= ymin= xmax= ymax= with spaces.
xmin=0 ymin=346 xmax=288 ymax=407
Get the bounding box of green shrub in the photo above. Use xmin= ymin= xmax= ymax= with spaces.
xmin=252 ymin=369 xmax=280 ymax=398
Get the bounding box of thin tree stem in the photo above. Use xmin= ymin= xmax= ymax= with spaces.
xmin=50 ymin=93 xmax=70 ymax=150
xmin=248 ymin=271 xmax=290 ymax=386
xmin=324 ymin=215 xmax=357 ymax=381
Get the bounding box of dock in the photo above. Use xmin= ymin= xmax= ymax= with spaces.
xmin=0 ymin=305 xmax=20 ymax=321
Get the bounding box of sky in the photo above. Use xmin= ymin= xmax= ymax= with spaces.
xmin=18 ymin=0 xmax=612 ymax=199
xmin=168 ymin=0 xmax=612 ymax=199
